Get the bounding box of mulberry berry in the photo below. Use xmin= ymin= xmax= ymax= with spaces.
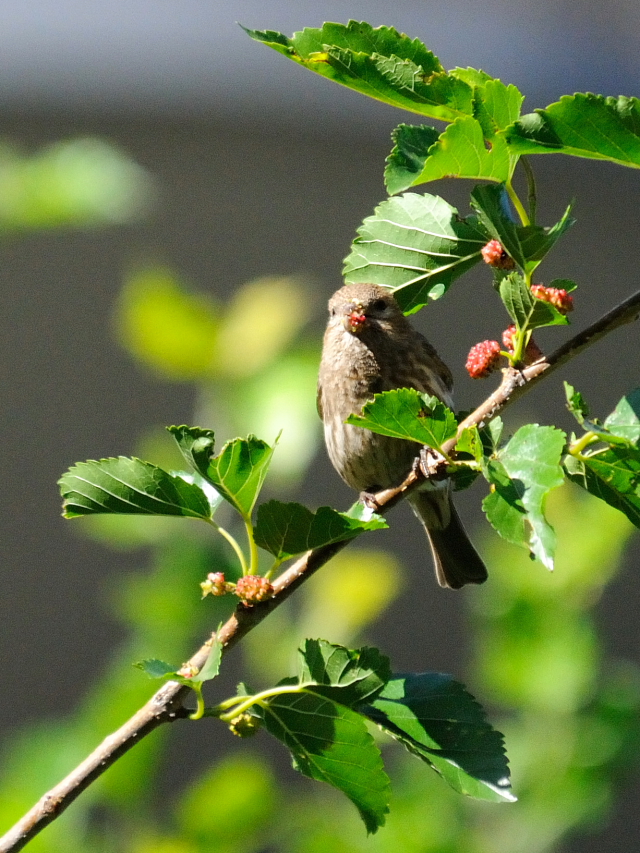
xmin=465 ymin=340 xmax=502 ymax=378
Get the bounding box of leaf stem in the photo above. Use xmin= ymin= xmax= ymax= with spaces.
xmin=505 ymin=179 xmax=530 ymax=227
xmin=568 ymin=431 xmax=599 ymax=456
xmin=520 ymin=157 xmax=537 ymax=224
xmin=244 ymin=516 xmax=260 ymax=575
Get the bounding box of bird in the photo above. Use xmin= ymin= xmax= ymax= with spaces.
xmin=317 ymin=282 xmax=487 ymax=589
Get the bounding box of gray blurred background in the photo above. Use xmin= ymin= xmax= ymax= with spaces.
xmin=1 ymin=1 xmax=639 ymax=849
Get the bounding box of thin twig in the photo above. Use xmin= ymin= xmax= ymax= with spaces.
xmin=2 ymin=288 xmax=639 ymax=853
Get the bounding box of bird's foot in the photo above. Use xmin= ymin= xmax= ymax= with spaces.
xmin=418 ymin=446 xmax=448 ymax=481
xmin=359 ymin=490 xmax=381 ymax=513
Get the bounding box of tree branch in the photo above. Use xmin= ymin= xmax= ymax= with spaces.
xmin=2 ymin=288 xmax=639 ymax=853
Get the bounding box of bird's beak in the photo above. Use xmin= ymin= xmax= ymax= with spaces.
xmin=343 ymin=304 xmax=366 ymax=334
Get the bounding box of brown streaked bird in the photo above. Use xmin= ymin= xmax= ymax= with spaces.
xmin=317 ymin=282 xmax=487 ymax=589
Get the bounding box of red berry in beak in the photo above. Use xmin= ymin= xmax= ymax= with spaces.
xmin=345 ymin=309 xmax=367 ymax=333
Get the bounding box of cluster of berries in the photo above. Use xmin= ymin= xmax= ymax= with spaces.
xmin=200 ymin=571 xmax=274 ymax=605
xmin=467 ymin=241 xmax=574 ymax=378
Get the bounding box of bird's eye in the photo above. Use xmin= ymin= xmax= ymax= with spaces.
xmin=371 ymin=299 xmax=387 ymax=313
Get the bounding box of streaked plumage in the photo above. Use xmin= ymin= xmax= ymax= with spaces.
xmin=318 ymin=282 xmax=487 ymax=589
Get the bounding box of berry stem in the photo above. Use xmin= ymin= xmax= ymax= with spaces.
xmin=188 ymin=683 xmax=206 ymax=721
xmin=209 ymin=683 xmax=311 ymax=723
xmin=264 ymin=558 xmax=282 ymax=580
xmin=208 ymin=520 xmax=248 ymax=575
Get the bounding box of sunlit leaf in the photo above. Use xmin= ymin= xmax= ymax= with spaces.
xmin=604 ymin=389 xmax=640 ymax=445
xmin=386 ymin=117 xmax=511 ymax=194
xmin=499 ymin=272 xmax=569 ymax=330
xmin=244 ymin=21 xmax=473 ymax=123
xmin=482 ymin=425 xmax=566 ymax=568
xmin=59 ymin=457 xmax=215 ymax=520
xmin=213 ymin=276 xmax=314 ymax=377
xmin=169 ymin=426 xmax=275 ymax=518
xmin=343 ymin=193 xmax=485 ymax=313
xmin=255 ymin=501 xmax=387 ymax=560
xmin=505 ymin=94 xmax=640 ymax=167
xmin=0 ymin=138 xmax=152 ymax=229
xmin=473 ymin=79 xmax=525 ymax=138
xmin=346 ymin=388 xmax=457 ymax=450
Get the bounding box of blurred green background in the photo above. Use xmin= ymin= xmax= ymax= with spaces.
xmin=2 ymin=4 xmax=640 ymax=852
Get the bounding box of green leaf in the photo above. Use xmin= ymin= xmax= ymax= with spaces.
xmin=482 ymin=424 xmax=566 ymax=568
xmin=169 ymin=424 xmax=216 ymax=477
xmin=59 ymin=457 xmax=215 ymax=520
xmin=564 ymin=386 xmax=640 ymax=448
xmin=345 ymin=388 xmax=457 ymax=450
xmin=386 ymin=117 xmax=511 ymax=193
xmin=499 ymin=272 xmax=569 ymax=331
xmin=254 ymin=501 xmax=387 ymax=561
xmin=343 ymin=193 xmax=486 ymax=313
xmin=244 ymin=21 xmax=474 ymax=124
xmin=258 ymin=691 xmax=390 ymax=833
xmin=198 ymin=637 xmax=223 ymax=683
xmin=564 ymin=381 xmax=590 ymax=423
xmin=470 ymin=185 xmax=574 ymax=272
xmin=604 ymin=389 xmax=640 ymax=445
xmin=134 ymin=638 xmax=222 ymax=685
xmin=473 ymin=79 xmax=525 ymax=138
xmin=450 ymin=427 xmax=482 ymax=491
xmin=448 ymin=66 xmax=495 ymax=89
xmin=505 ymin=94 xmax=640 ymax=168
xmin=481 ymin=416 xmax=504 ymax=453
xmin=363 ymin=673 xmax=514 ymax=802
xmin=517 ymin=203 xmax=575 ymax=269
xmin=134 ymin=659 xmax=177 ymax=679
xmin=565 ymin=451 xmax=640 ymax=529
xmin=298 ymin=640 xmax=391 ymax=706
xmin=470 ymin=183 xmax=522 ymax=264
xmin=169 ymin=426 xmax=275 ymax=518
xmin=385 ymin=124 xmax=440 ymax=194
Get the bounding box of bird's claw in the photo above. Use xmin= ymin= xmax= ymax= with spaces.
xmin=359 ymin=490 xmax=381 ymax=513
xmin=418 ymin=446 xmax=448 ymax=481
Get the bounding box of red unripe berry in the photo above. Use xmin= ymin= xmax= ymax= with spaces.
xmin=235 ymin=575 xmax=274 ymax=605
xmin=530 ymin=284 xmax=573 ymax=314
xmin=465 ymin=340 xmax=502 ymax=378
xmin=481 ymin=240 xmax=515 ymax=270
xmin=502 ymin=325 xmax=516 ymax=352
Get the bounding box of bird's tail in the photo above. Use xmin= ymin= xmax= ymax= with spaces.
xmin=408 ymin=490 xmax=488 ymax=589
